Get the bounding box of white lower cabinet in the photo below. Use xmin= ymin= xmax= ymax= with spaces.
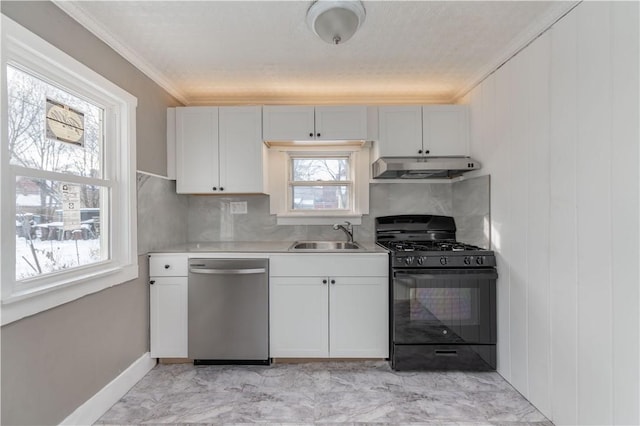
xmin=149 ymin=254 xmax=188 ymax=358
xmin=269 ymin=254 xmax=389 ymax=358
xmin=329 ymin=276 xmax=389 ymax=357
xmin=270 ymin=276 xmax=329 ymax=357
xmin=150 ymin=277 xmax=188 ymax=358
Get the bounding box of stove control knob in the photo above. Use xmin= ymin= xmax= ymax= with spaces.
xmin=476 ymin=257 xmax=484 ymax=265
xmin=464 ymin=256 xmax=472 ymax=265
xmin=404 ymin=256 xmax=414 ymax=266
xmin=439 ymin=256 xmax=448 ymax=266
xmin=416 ymin=257 xmax=424 ymax=265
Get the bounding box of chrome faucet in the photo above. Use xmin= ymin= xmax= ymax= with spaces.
xmin=333 ymin=221 xmax=354 ymax=243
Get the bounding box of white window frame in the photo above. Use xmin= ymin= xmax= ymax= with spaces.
xmin=0 ymin=15 xmax=138 ymax=325
xmin=267 ymin=144 xmax=370 ymax=225
xmin=287 ymin=152 xmax=355 ymax=214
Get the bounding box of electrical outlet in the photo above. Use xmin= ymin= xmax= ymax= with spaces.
xmin=230 ymin=201 xmax=248 ymax=215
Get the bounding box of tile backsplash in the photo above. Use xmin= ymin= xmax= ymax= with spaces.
xmin=137 ymin=173 xmax=490 ymax=251
xmin=137 ymin=172 xmax=188 ymax=254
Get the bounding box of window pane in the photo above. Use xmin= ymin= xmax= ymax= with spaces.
xmin=292 ymin=158 xmax=349 ymax=182
xmin=15 ymin=176 xmax=107 ymax=280
xmin=7 ymin=65 xmax=103 ymax=178
xmin=291 ymin=185 xmax=350 ymax=210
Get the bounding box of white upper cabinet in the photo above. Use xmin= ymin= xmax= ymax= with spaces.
xmin=219 ymin=106 xmax=264 ymax=193
xmin=377 ymin=106 xmax=423 ymax=157
xmin=314 ymin=106 xmax=368 ymax=140
xmin=422 ymin=105 xmax=469 ymax=156
xmin=262 ymin=106 xmax=315 ymax=140
xmin=262 ymin=105 xmax=367 ymax=141
xmin=174 ymin=106 xmax=264 ymax=194
xmin=176 ymin=107 xmax=219 ymax=193
xmin=375 ymin=105 xmax=469 ymax=158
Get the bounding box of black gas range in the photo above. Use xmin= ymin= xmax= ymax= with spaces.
xmin=376 ymin=215 xmax=497 ymax=371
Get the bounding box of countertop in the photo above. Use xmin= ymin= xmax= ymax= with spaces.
xmin=149 ymin=240 xmax=387 ymax=254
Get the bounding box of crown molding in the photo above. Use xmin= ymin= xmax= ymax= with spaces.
xmin=452 ymin=1 xmax=581 ymax=102
xmin=52 ymin=0 xmax=189 ymax=105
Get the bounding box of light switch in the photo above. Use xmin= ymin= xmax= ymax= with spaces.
xmin=230 ymin=201 xmax=248 ymax=215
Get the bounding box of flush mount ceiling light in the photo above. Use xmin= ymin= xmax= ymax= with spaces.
xmin=306 ymin=0 xmax=366 ymax=45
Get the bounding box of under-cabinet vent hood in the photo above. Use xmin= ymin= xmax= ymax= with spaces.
xmin=372 ymin=156 xmax=480 ymax=179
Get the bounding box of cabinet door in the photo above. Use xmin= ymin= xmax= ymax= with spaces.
xmin=176 ymin=107 xmax=219 ymax=193
xmin=422 ymin=105 xmax=469 ymax=156
xmin=377 ymin=106 xmax=423 ymax=156
xmin=315 ymin=106 xmax=367 ymax=140
xmin=219 ymin=106 xmax=264 ymax=193
xmin=329 ymin=276 xmax=389 ymax=358
xmin=262 ymin=106 xmax=315 ymax=140
xmin=150 ymin=277 xmax=188 ymax=358
xmin=270 ymin=276 xmax=329 ymax=357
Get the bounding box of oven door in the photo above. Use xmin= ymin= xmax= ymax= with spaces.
xmin=392 ymin=268 xmax=497 ymax=345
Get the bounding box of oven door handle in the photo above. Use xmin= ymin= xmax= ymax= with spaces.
xmin=394 ymin=269 xmax=498 ymax=281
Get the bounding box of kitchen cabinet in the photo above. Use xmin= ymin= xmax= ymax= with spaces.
xmin=175 ymin=106 xmax=264 ymax=194
xmin=262 ymin=105 xmax=367 ymax=141
xmin=269 ymin=254 xmax=388 ymax=358
xmin=149 ymin=254 xmax=188 ymax=358
xmin=375 ymin=105 xmax=469 ymax=158
xmin=422 ymin=105 xmax=469 ymax=156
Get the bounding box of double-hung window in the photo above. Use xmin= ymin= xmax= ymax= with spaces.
xmin=1 ymin=16 xmax=137 ymax=324
xmin=266 ymin=144 xmax=370 ymax=224
xmin=289 ymin=154 xmax=353 ymax=212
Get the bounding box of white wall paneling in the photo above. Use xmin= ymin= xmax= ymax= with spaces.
xmin=610 ymin=2 xmax=640 ymax=424
xmin=466 ymin=2 xmax=639 ymax=424
xmin=525 ymin=31 xmax=551 ymax=417
xmin=549 ymin=8 xmax=579 ymax=426
xmin=575 ymin=4 xmax=613 ymax=424
xmin=506 ymin=49 xmax=529 ymax=397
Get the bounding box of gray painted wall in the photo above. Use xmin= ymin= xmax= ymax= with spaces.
xmin=1 ymin=255 xmax=150 ymax=425
xmin=1 ymin=2 xmax=179 ymax=424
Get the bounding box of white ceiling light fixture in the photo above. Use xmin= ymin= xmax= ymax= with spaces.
xmin=306 ymin=0 xmax=366 ymax=45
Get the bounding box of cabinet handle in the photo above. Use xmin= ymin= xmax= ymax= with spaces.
xmin=316 ymin=133 xmax=321 ymax=137
xmin=164 ymin=264 xmax=170 ymax=269
xmin=149 ymin=280 xmax=155 ymax=285
xmin=330 ymin=279 xmax=336 ymax=285
xmin=309 ymin=132 xmax=314 ymax=137
xmin=219 ymin=187 xmax=224 ymax=191
xmin=322 ymin=279 xmax=327 ymax=284
xmin=418 ymin=149 xmax=423 ymax=154
xmin=212 ymin=187 xmax=217 ymax=191
xmin=425 ymin=150 xmax=430 ymax=154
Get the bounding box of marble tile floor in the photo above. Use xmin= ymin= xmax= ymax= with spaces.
xmin=96 ymin=361 xmax=552 ymax=425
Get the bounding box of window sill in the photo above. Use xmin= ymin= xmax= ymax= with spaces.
xmin=276 ymin=214 xmax=363 ymax=226
xmin=1 ymin=263 xmax=138 ymax=325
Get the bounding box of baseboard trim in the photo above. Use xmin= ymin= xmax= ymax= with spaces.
xmin=59 ymin=352 xmax=157 ymax=425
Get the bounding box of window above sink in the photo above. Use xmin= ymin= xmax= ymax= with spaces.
xmin=265 ymin=144 xmax=369 ymax=225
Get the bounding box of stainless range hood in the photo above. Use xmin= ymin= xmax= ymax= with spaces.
xmin=372 ymin=156 xmax=480 ymax=179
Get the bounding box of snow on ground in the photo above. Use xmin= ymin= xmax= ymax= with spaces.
xmin=15 ymin=235 xmax=102 ymax=280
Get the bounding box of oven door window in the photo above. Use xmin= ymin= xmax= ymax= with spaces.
xmin=393 ymin=269 xmax=497 ymax=345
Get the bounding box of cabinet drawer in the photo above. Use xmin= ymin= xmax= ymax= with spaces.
xmin=270 ymin=254 xmax=388 ymax=277
xmin=149 ymin=254 xmax=188 ymax=276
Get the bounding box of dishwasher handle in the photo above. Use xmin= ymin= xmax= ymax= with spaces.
xmin=189 ymin=267 xmax=266 ymax=275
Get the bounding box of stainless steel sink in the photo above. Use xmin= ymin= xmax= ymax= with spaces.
xmin=289 ymin=241 xmax=363 ymax=251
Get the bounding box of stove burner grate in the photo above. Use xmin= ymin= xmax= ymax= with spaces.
xmin=380 ymin=241 xmax=486 ymax=252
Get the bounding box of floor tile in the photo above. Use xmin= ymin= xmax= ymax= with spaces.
xmin=95 ymin=361 xmax=551 ymax=425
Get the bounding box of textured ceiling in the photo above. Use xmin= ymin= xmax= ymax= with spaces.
xmin=55 ymin=1 xmax=577 ymax=105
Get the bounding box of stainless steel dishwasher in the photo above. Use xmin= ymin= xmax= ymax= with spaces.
xmin=188 ymin=258 xmax=269 ymax=365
